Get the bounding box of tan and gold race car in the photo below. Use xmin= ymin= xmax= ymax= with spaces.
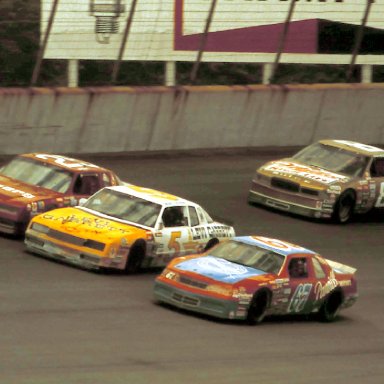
xmin=248 ymin=140 xmax=384 ymax=223
xmin=25 ymin=185 xmax=235 ymax=272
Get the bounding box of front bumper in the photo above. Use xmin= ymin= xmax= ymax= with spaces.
xmin=24 ymin=232 xmax=123 ymax=271
xmin=248 ymin=187 xmax=333 ymax=220
xmin=0 ymin=216 xmax=28 ymax=236
xmin=153 ymin=280 xmax=248 ymax=320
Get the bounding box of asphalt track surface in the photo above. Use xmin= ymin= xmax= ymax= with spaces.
xmin=1 ymin=149 xmax=383 ymax=384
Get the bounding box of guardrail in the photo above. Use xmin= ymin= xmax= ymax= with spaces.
xmin=0 ymin=84 xmax=383 ymax=155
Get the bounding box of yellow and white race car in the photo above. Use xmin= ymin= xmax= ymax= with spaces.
xmin=25 ymin=185 xmax=235 ymax=272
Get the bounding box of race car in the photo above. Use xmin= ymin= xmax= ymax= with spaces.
xmin=0 ymin=153 xmax=120 ymax=235
xmin=248 ymin=140 xmax=384 ymax=223
xmin=154 ymin=236 xmax=358 ymax=324
xmin=24 ymin=184 xmax=235 ymax=272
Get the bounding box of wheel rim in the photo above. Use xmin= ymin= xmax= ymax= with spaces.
xmin=338 ymin=193 xmax=354 ymax=222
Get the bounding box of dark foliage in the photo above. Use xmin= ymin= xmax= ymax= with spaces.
xmin=0 ymin=1 xmax=382 ymax=87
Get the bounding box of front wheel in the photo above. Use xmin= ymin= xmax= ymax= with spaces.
xmin=246 ymin=290 xmax=270 ymax=325
xmin=125 ymin=242 xmax=145 ymax=274
xmin=332 ymin=190 xmax=355 ymax=224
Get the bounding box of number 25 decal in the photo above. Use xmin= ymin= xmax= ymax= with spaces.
xmin=375 ymin=182 xmax=384 ymax=208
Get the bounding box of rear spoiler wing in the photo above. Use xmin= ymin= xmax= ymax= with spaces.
xmin=326 ymin=259 xmax=357 ymax=275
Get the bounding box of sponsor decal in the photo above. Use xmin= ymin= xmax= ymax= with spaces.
xmin=0 ymin=183 xmax=35 ymax=199
xmin=232 ymin=287 xmax=252 ymax=303
xmin=265 ymin=161 xmax=348 ymax=185
xmin=207 ymin=225 xmax=233 ymax=238
xmin=41 ymin=213 xmax=132 ymax=234
xmin=314 ymin=273 xmax=339 ymax=300
xmin=176 ymin=256 xmax=264 ymax=283
xmin=191 ymin=226 xmax=209 ymax=240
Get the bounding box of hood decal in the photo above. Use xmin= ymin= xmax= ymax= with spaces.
xmin=0 ymin=182 xmax=35 ymax=199
xmin=176 ymin=256 xmax=265 ymax=283
xmin=264 ymin=161 xmax=349 ymax=185
xmin=41 ymin=211 xmax=135 ymax=235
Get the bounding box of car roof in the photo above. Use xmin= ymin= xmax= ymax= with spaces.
xmin=19 ymin=153 xmax=108 ymax=172
xmin=106 ymin=185 xmax=198 ymax=206
xmin=319 ymin=140 xmax=384 ymax=156
xmin=233 ymin=236 xmax=316 ymax=257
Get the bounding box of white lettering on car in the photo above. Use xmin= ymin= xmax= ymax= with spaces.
xmin=35 ymin=154 xmax=99 ymax=169
xmin=0 ymin=184 xmax=35 ymax=199
xmin=314 ymin=277 xmax=339 ymax=300
xmin=265 ymin=161 xmax=349 ymax=184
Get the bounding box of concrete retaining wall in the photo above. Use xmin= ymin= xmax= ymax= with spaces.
xmin=0 ymin=84 xmax=383 ymax=155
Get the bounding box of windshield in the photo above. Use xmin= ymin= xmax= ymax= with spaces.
xmin=0 ymin=157 xmax=73 ymax=193
xmin=83 ymin=188 xmax=161 ymax=228
xmin=209 ymin=240 xmax=284 ymax=274
xmin=293 ymin=143 xmax=370 ymax=177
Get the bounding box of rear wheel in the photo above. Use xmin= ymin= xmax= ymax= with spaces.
xmin=246 ymin=290 xmax=270 ymax=325
xmin=332 ymin=190 xmax=355 ymax=223
xmin=204 ymin=238 xmax=219 ymax=252
xmin=125 ymin=242 xmax=145 ymax=274
xmin=318 ymin=290 xmax=343 ymax=322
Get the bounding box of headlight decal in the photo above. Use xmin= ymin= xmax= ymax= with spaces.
xmin=31 ymin=222 xmax=50 ymax=234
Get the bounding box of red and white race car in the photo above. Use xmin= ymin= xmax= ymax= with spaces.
xmin=0 ymin=153 xmax=120 ymax=235
xmin=154 ymin=236 xmax=358 ymax=324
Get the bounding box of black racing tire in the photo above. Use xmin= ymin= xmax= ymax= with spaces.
xmin=318 ymin=290 xmax=343 ymax=322
xmin=125 ymin=242 xmax=145 ymax=274
xmin=332 ymin=190 xmax=356 ymax=224
xmin=204 ymin=238 xmax=219 ymax=252
xmin=246 ymin=290 xmax=270 ymax=325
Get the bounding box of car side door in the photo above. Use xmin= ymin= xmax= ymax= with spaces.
xmin=285 ymin=256 xmax=319 ymax=315
xmin=156 ymin=205 xmax=196 ymax=264
xmin=370 ymin=157 xmax=384 ymax=209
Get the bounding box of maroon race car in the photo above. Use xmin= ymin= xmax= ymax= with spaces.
xmin=0 ymin=153 xmax=121 ymax=235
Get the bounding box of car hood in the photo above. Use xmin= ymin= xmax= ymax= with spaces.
xmin=174 ymin=256 xmax=267 ymax=284
xmin=34 ymin=207 xmax=148 ymax=239
xmin=259 ymin=159 xmax=350 ymax=187
xmin=0 ymin=174 xmax=62 ymax=203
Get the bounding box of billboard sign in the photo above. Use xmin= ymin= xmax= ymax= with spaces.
xmin=43 ymin=0 xmax=384 ymax=64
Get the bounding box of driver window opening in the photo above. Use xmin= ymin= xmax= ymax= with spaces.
xmin=162 ymin=206 xmax=187 ymax=227
xmin=370 ymin=158 xmax=384 ymax=177
xmin=289 ymin=258 xmax=308 ymax=278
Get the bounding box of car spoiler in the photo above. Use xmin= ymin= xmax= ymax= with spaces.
xmin=325 ymin=259 xmax=357 ymax=275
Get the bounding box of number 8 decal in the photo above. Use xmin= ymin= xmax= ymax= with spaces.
xmin=375 ymin=182 xmax=384 ymax=208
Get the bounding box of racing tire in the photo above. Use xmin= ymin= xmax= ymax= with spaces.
xmin=318 ymin=290 xmax=343 ymax=322
xmin=332 ymin=190 xmax=355 ymax=224
xmin=125 ymin=242 xmax=145 ymax=274
xmin=204 ymin=238 xmax=219 ymax=252
xmin=246 ymin=290 xmax=270 ymax=325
